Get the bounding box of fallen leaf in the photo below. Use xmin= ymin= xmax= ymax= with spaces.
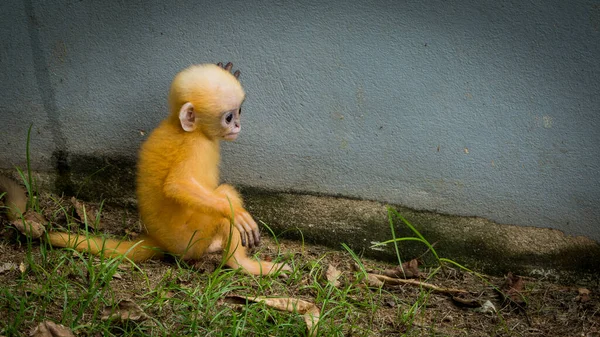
xmin=474 ymin=300 xmax=497 ymax=314
xmin=226 ymin=296 xmax=320 ymax=337
xmin=366 ymin=273 xmax=385 ymax=287
xmin=12 ymin=210 xmax=46 ymax=239
xmin=101 ymin=299 xmax=148 ymax=322
xmin=70 ymin=197 xmax=100 ymax=229
xmin=382 ymin=259 xmax=424 ymax=279
xmin=29 ymin=321 xmax=74 ymax=337
xmin=501 ymin=272 xmax=526 ymax=306
xmin=19 ymin=261 xmax=27 ymax=274
xmin=117 ymin=264 xmax=130 ymax=271
xmin=112 ymin=273 xmax=123 ymax=280
xmin=0 ymin=262 xmax=18 ymax=274
xmin=325 ymin=264 xmax=342 ymax=287
xmin=384 ymin=299 xmax=397 ymax=308
xmin=575 ymin=288 xmax=591 ymax=303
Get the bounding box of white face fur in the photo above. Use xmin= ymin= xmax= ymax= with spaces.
xmin=178 ymin=102 xmax=243 ymax=141
xmin=220 ymin=107 xmax=242 ymax=141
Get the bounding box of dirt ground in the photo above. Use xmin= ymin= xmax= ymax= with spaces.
xmin=1 ymin=193 xmax=599 ymax=336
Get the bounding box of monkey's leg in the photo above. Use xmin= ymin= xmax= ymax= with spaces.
xmin=215 ymin=219 xmax=291 ymax=276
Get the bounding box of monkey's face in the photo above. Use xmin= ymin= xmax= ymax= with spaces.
xmin=220 ymin=108 xmax=242 ymax=141
xmin=189 ymin=103 xmax=243 ymax=141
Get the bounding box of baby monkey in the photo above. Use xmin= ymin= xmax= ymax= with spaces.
xmin=49 ymin=62 xmax=289 ymax=276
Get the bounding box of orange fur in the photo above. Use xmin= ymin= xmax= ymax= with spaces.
xmin=49 ymin=64 xmax=289 ymax=276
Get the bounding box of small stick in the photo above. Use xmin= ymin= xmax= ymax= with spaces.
xmin=369 ymin=273 xmax=469 ymax=295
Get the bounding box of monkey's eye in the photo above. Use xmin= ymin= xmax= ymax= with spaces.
xmin=225 ymin=112 xmax=233 ymax=124
xmin=238 ymin=107 xmax=242 ymax=116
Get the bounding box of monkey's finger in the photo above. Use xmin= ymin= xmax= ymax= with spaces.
xmin=233 ymin=70 xmax=241 ymax=79
xmin=224 ymin=62 xmax=233 ymax=71
xmin=234 ymin=222 xmax=248 ymax=247
xmin=247 ymin=216 xmax=261 ymax=246
xmin=252 ymin=228 xmax=260 ymax=246
xmin=240 ymin=212 xmax=260 ymax=247
xmin=235 ymin=219 xmax=256 ymax=248
xmin=240 ymin=231 xmax=249 ymax=248
xmin=240 ymin=220 xmax=256 ymax=248
xmin=217 ymin=62 xmax=223 ymax=68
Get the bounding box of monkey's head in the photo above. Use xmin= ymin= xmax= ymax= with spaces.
xmin=169 ymin=64 xmax=245 ymax=141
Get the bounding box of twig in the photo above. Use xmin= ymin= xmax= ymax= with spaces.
xmin=368 ymin=273 xmax=469 ymax=295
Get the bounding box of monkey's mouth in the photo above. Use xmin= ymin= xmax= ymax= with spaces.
xmin=223 ymin=132 xmax=239 ymax=140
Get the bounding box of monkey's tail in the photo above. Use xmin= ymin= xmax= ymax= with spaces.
xmin=47 ymin=232 xmax=163 ymax=262
xmin=0 ymin=175 xmax=28 ymax=221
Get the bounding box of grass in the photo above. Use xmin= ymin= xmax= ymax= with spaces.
xmin=0 ymin=225 xmax=386 ymax=335
xmin=0 ymin=191 xmax=483 ymax=336
xmin=1 ymin=193 xmax=599 ymax=337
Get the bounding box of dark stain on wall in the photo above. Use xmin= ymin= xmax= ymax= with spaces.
xmin=50 ymin=152 xmax=137 ymax=203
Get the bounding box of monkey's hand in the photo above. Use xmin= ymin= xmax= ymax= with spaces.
xmin=216 ymin=62 xmax=241 ymax=79
xmin=214 ymin=184 xmax=256 ymax=247
xmin=231 ymin=208 xmax=260 ymax=249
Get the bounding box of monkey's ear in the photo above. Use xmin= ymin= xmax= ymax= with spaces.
xmin=179 ymin=102 xmax=196 ymax=132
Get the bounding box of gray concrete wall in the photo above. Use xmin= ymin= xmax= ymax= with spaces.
xmin=1 ymin=0 xmax=599 ymax=241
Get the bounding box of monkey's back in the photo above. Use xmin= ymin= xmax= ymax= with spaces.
xmin=136 ymin=121 xmax=184 ymax=233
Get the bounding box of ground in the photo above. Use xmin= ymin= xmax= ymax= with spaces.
xmin=0 ymin=192 xmax=599 ymax=336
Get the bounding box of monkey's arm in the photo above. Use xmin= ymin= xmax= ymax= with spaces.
xmin=163 ymin=177 xmax=230 ymax=214
xmin=215 ymin=183 xmax=243 ymax=208
xmin=163 ymin=174 xmax=260 ymax=248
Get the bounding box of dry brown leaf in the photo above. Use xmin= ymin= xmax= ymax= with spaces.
xmin=325 ymin=264 xmax=342 ymax=287
xmin=382 ymin=259 xmax=424 ymax=279
xmin=19 ymin=261 xmax=27 ymax=274
xmin=70 ymin=197 xmax=100 ymax=229
xmin=475 ymin=300 xmax=497 ymax=314
xmin=0 ymin=262 xmax=18 ymax=274
xmin=117 ymin=264 xmax=131 ymax=271
xmin=226 ymin=296 xmax=320 ymax=337
xmin=366 ymin=273 xmax=385 ymax=287
xmin=501 ymin=272 xmax=526 ymax=306
xmin=575 ymin=288 xmax=591 ymax=303
xmin=101 ymin=299 xmax=148 ymax=322
xmin=11 ymin=210 xmax=45 ymax=239
xmin=29 ymin=321 xmax=74 ymax=337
